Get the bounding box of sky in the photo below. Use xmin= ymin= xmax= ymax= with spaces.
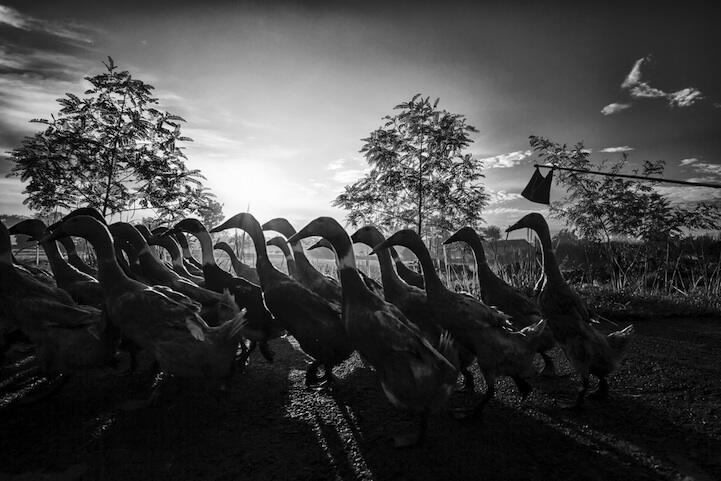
xmin=1 ymin=0 xmax=720 ymax=235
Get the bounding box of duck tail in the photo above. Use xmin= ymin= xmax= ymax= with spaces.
xmin=216 ymin=308 xmax=248 ymax=345
xmin=437 ymin=330 xmax=460 ymax=373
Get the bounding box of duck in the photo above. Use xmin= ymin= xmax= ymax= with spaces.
xmin=109 ymin=222 xmax=241 ymax=328
xmin=372 ymin=229 xmax=548 ymax=419
xmin=8 ymin=219 xmax=104 ymax=307
xmin=1 ymin=221 xmax=117 ymax=375
xmin=166 ymin=218 xmax=282 ymax=363
xmin=213 ymin=241 xmax=260 ymax=283
xmin=148 ymin=233 xmax=205 ymax=284
xmin=261 ymin=217 xmax=342 ymax=305
xmin=43 ymin=215 xmax=247 ymax=395
xmin=506 ymin=213 xmax=634 ymax=408
xmin=265 ymin=236 xmax=297 ymax=277
xmin=444 ymin=226 xmax=557 ymax=376
xmin=211 ymin=213 xmax=352 ymax=388
xmin=289 ymin=217 xmax=459 ymax=447
xmin=389 ymin=246 xmax=424 ymax=289
xmin=351 ymin=225 xmax=477 ymax=392
xmin=308 ymin=237 xmax=385 ymax=299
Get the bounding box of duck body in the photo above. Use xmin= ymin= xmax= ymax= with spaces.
xmin=507 ymin=213 xmax=635 ymax=406
xmin=372 ymin=229 xmax=548 ymax=416
xmin=261 ymin=218 xmax=343 ymax=306
xmin=1 ymin=222 xmax=116 ymax=373
xmin=211 ymin=213 xmax=350 ymax=385
xmin=44 ymin=216 xmax=246 ymax=383
xmin=291 ymin=217 xmax=458 ymax=446
xmin=444 ymin=227 xmax=557 ymax=374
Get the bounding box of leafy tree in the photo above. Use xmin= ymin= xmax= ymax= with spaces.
xmin=482 ymin=225 xmax=502 ymax=241
xmin=530 ymin=135 xmax=721 ymax=288
xmin=530 ymin=135 xmax=720 ymax=242
xmin=9 ymin=57 xmax=216 ymax=220
xmin=333 ymin=94 xmax=488 ymax=239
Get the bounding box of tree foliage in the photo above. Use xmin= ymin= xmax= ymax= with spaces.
xmin=333 ymin=94 xmax=488 ymax=238
xmin=9 ymin=57 xmax=217 ymax=220
xmin=530 ymin=135 xmax=720 ymax=241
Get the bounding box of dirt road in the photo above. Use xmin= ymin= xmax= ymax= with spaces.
xmin=1 ymin=317 xmax=720 ymax=480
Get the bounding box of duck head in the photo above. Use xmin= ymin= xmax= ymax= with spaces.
xmin=261 ymin=217 xmax=296 ymax=238
xmin=369 ymin=229 xmax=423 ymax=256
xmin=109 ymin=222 xmax=149 ymax=256
xmin=307 ymin=238 xmax=334 ymax=252
xmin=209 ymin=213 xmax=258 ymax=236
xmin=165 ymin=218 xmax=209 ymax=238
xmin=350 ymin=225 xmax=384 ymax=247
xmin=506 ymin=213 xmax=547 ymax=234
xmin=443 ymin=226 xmax=482 ymax=246
xmin=8 ymin=219 xmax=48 ymax=241
xmin=42 ymin=215 xmax=111 ymax=245
xmin=266 ymin=236 xmax=292 ymax=257
xmin=48 ymin=207 xmax=106 ymax=231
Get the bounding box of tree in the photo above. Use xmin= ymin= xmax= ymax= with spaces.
xmin=529 ymin=135 xmax=720 ymax=242
xmin=482 ymin=225 xmax=501 ymax=241
xmin=9 ymin=57 xmax=216 ymax=220
xmin=530 ymin=135 xmax=721 ymax=289
xmin=333 ymin=94 xmax=488 ymax=239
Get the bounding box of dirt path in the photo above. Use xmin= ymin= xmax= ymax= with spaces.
xmin=1 ymin=317 xmax=720 ymax=480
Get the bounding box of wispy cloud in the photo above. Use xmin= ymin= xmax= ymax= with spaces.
xmin=0 ymin=4 xmax=96 ymax=44
xmin=603 ymin=55 xmax=716 ymax=115
xmin=679 ymin=158 xmax=699 ymax=166
xmin=487 ymin=190 xmax=522 ymax=205
xmin=601 ymin=103 xmax=631 ymax=116
xmin=600 ymin=146 xmax=634 ymax=153
xmin=479 ymin=150 xmax=532 ymax=169
xmin=326 ymin=158 xmax=346 ymax=170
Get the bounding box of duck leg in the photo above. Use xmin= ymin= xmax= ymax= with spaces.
xmin=236 ymin=340 xmax=255 ymax=367
xmin=512 ymin=376 xmax=532 ymax=401
xmin=540 ymin=352 xmax=557 ymax=377
xmin=472 ymin=371 xmax=496 ymax=418
xmin=559 ymin=372 xmax=589 ymax=410
xmin=259 ymin=341 xmax=275 ymax=363
xmin=304 ymin=360 xmax=322 ymax=388
xmin=456 ymin=367 xmax=475 ymax=393
xmin=393 ymin=410 xmax=428 ymax=449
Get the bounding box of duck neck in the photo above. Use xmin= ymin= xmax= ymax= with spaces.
xmin=533 ymin=221 xmax=564 ymax=287
xmin=0 ymin=227 xmax=12 ymax=265
xmin=360 ymin=231 xmax=405 ymax=299
xmin=464 ymin=235 xmax=501 ymax=289
xmin=194 ymin=230 xmax=218 ymax=266
xmin=240 ymin=219 xmax=280 ymax=285
xmin=86 ymin=232 xmax=131 ymax=292
xmin=404 ymin=239 xmax=445 ymax=298
xmin=40 ymin=239 xmax=77 ymax=283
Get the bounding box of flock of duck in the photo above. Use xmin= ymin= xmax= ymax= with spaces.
xmin=0 ymin=208 xmax=634 ymax=447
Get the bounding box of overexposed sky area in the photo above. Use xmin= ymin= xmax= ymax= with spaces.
xmin=1 ymin=0 xmax=720 ymax=235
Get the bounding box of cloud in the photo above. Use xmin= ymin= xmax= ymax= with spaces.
xmin=679 ymin=158 xmax=699 ymax=166
xmin=655 ymin=184 xmax=721 ymax=204
xmin=600 ymin=146 xmax=634 ymax=153
xmin=689 ymin=162 xmax=721 ymax=178
xmin=0 ymin=5 xmax=95 ymax=44
xmin=487 ymin=190 xmax=522 ymax=205
xmin=620 ymin=56 xmax=710 ymax=109
xmin=479 ymin=150 xmax=532 ymax=169
xmin=601 ymin=103 xmax=631 ymax=115
xmin=332 ymin=167 xmax=370 ymax=184
xmin=668 ymin=87 xmax=704 ymax=107
xmin=326 ymin=159 xmax=346 ymax=170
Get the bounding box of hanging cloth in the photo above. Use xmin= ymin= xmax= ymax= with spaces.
xmin=521 ymin=167 xmax=554 ymax=204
